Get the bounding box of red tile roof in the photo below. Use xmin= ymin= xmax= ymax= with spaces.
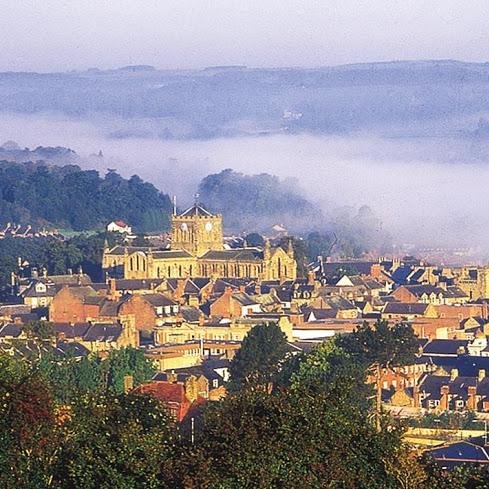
xmin=135 ymin=381 xmax=190 ymax=421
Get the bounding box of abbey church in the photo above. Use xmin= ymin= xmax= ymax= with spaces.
xmin=103 ymin=203 xmax=297 ymax=281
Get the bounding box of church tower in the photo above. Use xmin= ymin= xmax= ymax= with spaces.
xmin=171 ymin=201 xmax=224 ymax=256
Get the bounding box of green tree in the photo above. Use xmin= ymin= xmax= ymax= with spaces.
xmin=131 ymin=234 xmax=151 ymax=247
xmin=104 ymin=348 xmax=156 ymax=394
xmin=179 ymin=357 xmax=416 ymax=488
xmin=338 ymin=320 xmax=418 ymax=430
xmin=229 ymin=322 xmax=288 ymax=392
xmin=23 ymin=320 xmax=56 ymax=340
xmin=53 ymin=392 xmax=177 ymax=489
xmin=244 ymin=232 xmax=264 ymax=247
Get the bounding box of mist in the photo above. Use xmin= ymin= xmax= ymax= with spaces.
xmin=1 ymin=110 xmax=489 ymax=251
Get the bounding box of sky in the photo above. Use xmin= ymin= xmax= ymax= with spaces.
xmin=1 ymin=1 xmax=489 ymax=72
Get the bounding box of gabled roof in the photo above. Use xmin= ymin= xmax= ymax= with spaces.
xmin=179 ymin=305 xmax=202 ymax=322
xmin=83 ymin=323 xmax=122 ymax=342
xmin=427 ymin=441 xmax=489 ymax=464
xmin=179 ymin=203 xmax=214 ymax=217
xmin=304 ymin=308 xmax=338 ymax=321
xmin=232 ymin=292 xmax=258 ymax=307
xmin=106 ymin=245 xmax=152 ymax=256
xmin=391 ymin=266 xmax=414 ymax=285
xmin=183 ymin=280 xmax=201 ymax=295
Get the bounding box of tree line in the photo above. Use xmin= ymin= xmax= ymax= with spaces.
xmin=0 ymin=161 xmax=172 ymax=232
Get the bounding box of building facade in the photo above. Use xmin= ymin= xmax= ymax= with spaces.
xmin=103 ymin=202 xmax=297 ymax=281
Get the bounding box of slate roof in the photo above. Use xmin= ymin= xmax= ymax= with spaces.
xmin=152 ymin=250 xmax=194 ymax=259
xmin=115 ymin=278 xmax=165 ymax=291
xmin=0 ymin=323 xmax=23 ymax=338
xmin=53 ymin=322 xmax=91 ymax=339
xmin=320 ymin=261 xmax=376 ymax=276
xmin=421 ymin=355 xmax=489 ymax=377
xmin=304 ymin=308 xmax=338 ymax=320
xmin=21 ymin=282 xmax=58 ymax=298
xmin=0 ymin=304 xmax=31 ymax=316
xmin=0 ymin=339 xmax=89 ymax=360
xmin=383 ymin=302 xmax=429 ymax=315
xmin=144 ymin=294 xmax=177 ymax=308
xmin=390 ymin=266 xmax=414 ymax=285
xmin=98 ymin=300 xmax=121 ymax=317
xmin=107 ymin=245 xmax=152 ymax=255
xmin=179 ymin=306 xmax=202 ymax=322
xmin=83 ymin=323 xmax=122 ymax=342
xmin=324 ymin=296 xmax=357 ymax=311
xmin=426 ymin=441 xmax=489 ymax=467
xmin=200 ymin=249 xmax=263 ymax=261
xmin=422 ymin=339 xmax=469 ymax=356
xmin=190 ymin=278 xmax=212 ymax=290
xmin=287 ymin=341 xmax=318 ymax=353
xmin=232 ymin=292 xmax=257 ymax=306
xmin=56 ymin=341 xmax=90 ymax=357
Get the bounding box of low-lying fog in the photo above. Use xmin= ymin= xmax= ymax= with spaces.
xmin=1 ymin=112 xmax=489 ymax=249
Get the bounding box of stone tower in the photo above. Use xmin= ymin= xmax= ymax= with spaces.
xmin=171 ymin=202 xmax=224 ymax=257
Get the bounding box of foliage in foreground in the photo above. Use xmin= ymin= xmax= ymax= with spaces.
xmin=0 ymin=322 xmax=488 ymax=488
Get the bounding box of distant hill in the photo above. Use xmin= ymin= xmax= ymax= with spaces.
xmin=198 ymin=169 xmax=322 ymax=233
xmin=2 ymin=60 xmax=489 ymax=143
xmin=0 ymin=147 xmax=172 ymax=232
xmin=198 ymin=169 xmax=392 ymax=254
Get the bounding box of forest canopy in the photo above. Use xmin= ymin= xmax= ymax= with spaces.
xmin=0 ymin=159 xmax=172 ymax=233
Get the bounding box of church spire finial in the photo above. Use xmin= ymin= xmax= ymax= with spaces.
xmin=193 ymin=193 xmax=200 ymax=214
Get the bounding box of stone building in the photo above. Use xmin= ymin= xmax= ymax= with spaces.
xmin=103 ymin=202 xmax=297 ymax=281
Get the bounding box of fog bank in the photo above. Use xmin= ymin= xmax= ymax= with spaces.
xmin=0 ymin=112 xmax=488 ymax=249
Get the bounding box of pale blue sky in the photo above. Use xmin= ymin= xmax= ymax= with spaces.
xmin=1 ymin=0 xmax=489 ymax=72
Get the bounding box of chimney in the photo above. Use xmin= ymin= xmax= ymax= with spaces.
xmin=479 ymin=369 xmax=486 ymax=382
xmin=439 ymin=385 xmax=450 ymax=411
xmin=467 ymin=385 xmax=477 ymax=411
xmin=412 ymin=383 xmax=420 ymax=408
xmin=450 ymin=369 xmax=458 ymax=381
xmin=224 ymin=285 xmax=233 ymax=296
xmin=108 ymin=278 xmax=117 ymax=300
xmin=167 ymin=370 xmax=177 ymax=383
xmin=123 ymin=375 xmax=134 ymax=393
xmin=307 ymin=270 xmax=315 ymax=286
